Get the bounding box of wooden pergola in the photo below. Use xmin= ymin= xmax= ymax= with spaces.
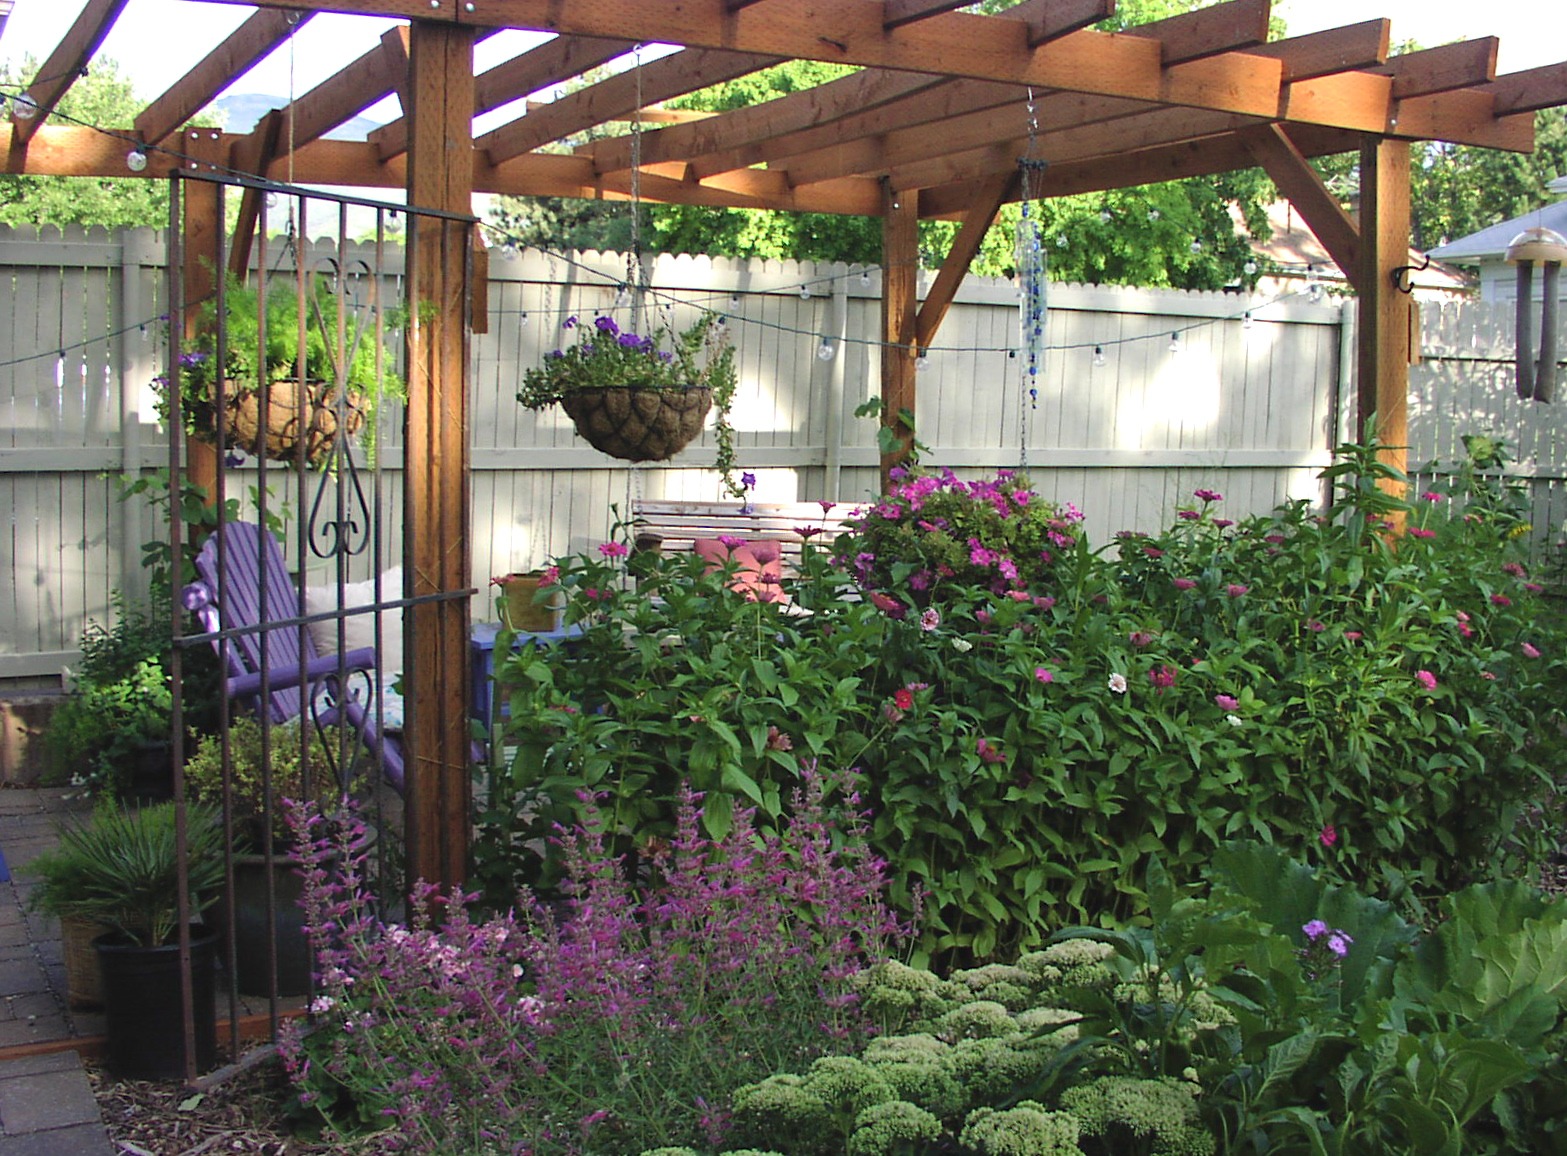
xmin=7 ymin=0 xmax=1567 ymax=888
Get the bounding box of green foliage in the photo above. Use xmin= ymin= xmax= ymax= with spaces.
xmin=159 ymin=273 xmax=405 ymax=467
xmin=0 ymin=57 xmax=171 ymax=230
xmin=43 ymin=594 xmax=174 ymax=796
xmin=26 ymin=800 xmax=226 ymax=946
xmin=184 ymin=717 xmax=348 ymax=849
xmin=722 ymin=846 xmax=1567 ymax=1156
xmin=487 ymin=436 xmax=1567 ymax=964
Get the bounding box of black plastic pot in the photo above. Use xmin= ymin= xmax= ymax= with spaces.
xmin=121 ymin=739 xmax=175 ymax=803
xmin=95 ymin=926 xmax=217 ymax=1079
xmin=215 ymin=851 xmax=313 ymax=997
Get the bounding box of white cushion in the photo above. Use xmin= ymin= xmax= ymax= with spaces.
xmin=303 ymin=567 xmax=404 ymax=676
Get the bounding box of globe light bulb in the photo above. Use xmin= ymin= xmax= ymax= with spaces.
xmin=916 ymin=353 xmax=932 ymax=372
xmin=125 ymin=148 xmax=148 ymax=173
xmin=1242 ymin=311 xmax=1254 ymax=330
xmin=614 ymin=286 xmax=632 ymax=309
xmin=11 ymin=95 xmax=37 ymax=122
xmin=1093 ymin=345 xmax=1107 ymax=367
xmin=1243 ymin=259 xmax=1258 ymax=276
xmin=799 ymin=285 xmax=812 ymax=300
xmin=1099 ymin=210 xmax=1112 ymax=223
xmin=500 ymin=243 xmax=519 ymax=261
xmin=1168 ymin=332 xmax=1181 ymax=354
xmin=817 ymin=341 xmax=836 ymax=362
xmin=1190 ymin=239 xmax=1202 ymax=254
xmin=1147 ymin=208 xmax=1160 ymax=222
xmin=519 ymin=312 xmax=530 ymax=328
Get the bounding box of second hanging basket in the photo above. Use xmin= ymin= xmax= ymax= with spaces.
xmin=560 ymin=384 xmax=712 ymax=462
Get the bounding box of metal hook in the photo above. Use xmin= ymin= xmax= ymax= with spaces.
xmin=1391 ymin=252 xmax=1431 ymax=295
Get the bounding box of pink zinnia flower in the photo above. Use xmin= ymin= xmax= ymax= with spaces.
xmin=1177 ymin=510 xmax=1201 ymax=521
xmin=1149 ymin=664 xmax=1177 ymax=691
xmin=976 ymin=737 xmax=1007 ymax=764
xmin=1226 ymin=583 xmax=1249 ymax=597
xmin=1194 ymin=488 xmax=1223 ymax=503
xmin=893 ymin=687 xmax=915 ymax=711
xmin=1415 ymin=669 xmax=1438 ymax=690
xmin=1343 ymin=630 xmax=1362 ymax=642
xmin=1492 ymin=594 xmax=1513 ymax=607
xmin=1407 ymin=527 xmax=1436 ymax=539
xmin=919 ymin=608 xmax=941 ymax=632
xmin=1215 ymin=694 xmax=1239 ymax=710
xmin=1143 ymin=546 xmax=1165 ymax=558
xmin=1522 ymin=642 xmax=1542 ymax=658
xmin=1173 ymin=578 xmax=1197 ymax=591
xmin=1420 ymin=491 xmax=1444 ymax=503
xmin=1034 ymin=667 xmax=1054 ymax=684
xmin=598 ymin=540 xmax=629 ymax=559
xmin=1306 ymin=620 xmax=1325 ymax=632
xmin=1319 ymin=824 xmax=1338 ymax=847
xmin=1129 ymin=631 xmax=1155 ymax=648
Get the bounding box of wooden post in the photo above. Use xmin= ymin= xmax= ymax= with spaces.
xmin=181 ymin=174 xmax=221 ymax=501
xmin=404 ymin=20 xmax=475 ymax=895
xmin=880 ymin=183 xmax=919 ymax=489
xmin=1357 ymin=137 xmax=1411 ymax=497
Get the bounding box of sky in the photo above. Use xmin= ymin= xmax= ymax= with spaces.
xmin=2 ymin=0 xmax=1565 ymax=125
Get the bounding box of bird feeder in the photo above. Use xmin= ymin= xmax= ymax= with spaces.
xmin=1507 ymin=225 xmax=1567 ymax=402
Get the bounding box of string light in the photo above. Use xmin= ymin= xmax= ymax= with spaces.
xmin=125 ymin=148 xmax=147 ymax=172
xmin=499 ymin=243 xmax=519 ymax=261
xmin=11 ymin=95 xmax=37 ymax=121
xmin=1093 ymin=345 xmax=1106 ymax=367
xmin=798 ymin=285 xmax=811 ymax=300
xmin=915 ymin=352 xmax=932 ymax=371
xmin=1147 ymin=208 xmax=1160 ymax=222
xmin=816 ymin=340 xmax=836 ymax=362
xmin=729 ymin=293 xmax=742 ymax=308
xmin=614 ymin=285 xmax=632 ymax=308
xmin=519 ymin=312 xmax=529 ymax=328
xmin=1099 ymin=209 xmax=1112 ymax=223
xmin=1243 ymin=259 xmax=1258 ymax=276
xmin=1168 ymin=332 xmax=1181 ymax=354
xmin=1306 ymin=264 xmax=1324 ymax=303
xmin=859 ymin=271 xmax=872 ymax=288
xmin=1190 ymin=239 xmax=1202 ymax=254
xmin=1242 ymin=311 xmax=1253 ymax=330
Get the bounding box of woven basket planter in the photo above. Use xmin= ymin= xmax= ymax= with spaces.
xmin=560 ymin=385 xmax=712 ymax=462
xmin=61 ymin=915 xmax=103 ymax=1009
xmin=190 ymin=380 xmax=365 ymax=466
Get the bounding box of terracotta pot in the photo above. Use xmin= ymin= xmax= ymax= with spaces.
xmin=501 ymin=574 xmax=565 ymax=632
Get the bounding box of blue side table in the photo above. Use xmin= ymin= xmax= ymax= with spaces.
xmin=470 ymin=620 xmax=584 ymax=734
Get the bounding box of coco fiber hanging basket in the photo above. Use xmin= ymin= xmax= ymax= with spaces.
xmin=560 ymin=384 xmax=712 ymax=462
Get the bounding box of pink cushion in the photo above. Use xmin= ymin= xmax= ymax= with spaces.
xmin=692 ymin=538 xmax=788 ymax=603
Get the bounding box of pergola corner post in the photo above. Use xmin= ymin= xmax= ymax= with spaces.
xmin=403 ymin=20 xmax=476 ymax=896
xmin=879 ymin=183 xmax=919 ymax=489
xmin=1356 ymin=135 xmax=1413 ymax=500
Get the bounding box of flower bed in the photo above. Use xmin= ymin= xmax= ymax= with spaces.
xmin=485 ymin=438 xmax=1567 ymax=961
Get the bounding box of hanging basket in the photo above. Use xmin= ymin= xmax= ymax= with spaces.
xmin=560 ymin=385 xmax=712 ymax=462
xmin=189 ymin=380 xmax=366 ymax=466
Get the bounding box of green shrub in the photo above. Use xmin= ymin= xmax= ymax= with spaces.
xmin=490 ymin=438 xmax=1567 ymax=961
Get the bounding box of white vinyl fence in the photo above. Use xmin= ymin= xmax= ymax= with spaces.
xmin=3 ymin=224 xmax=1563 ymax=685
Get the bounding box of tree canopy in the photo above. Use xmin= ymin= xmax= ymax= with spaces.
xmin=0 ymin=58 xmax=171 ymax=231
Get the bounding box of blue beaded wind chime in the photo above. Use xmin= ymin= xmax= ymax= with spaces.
xmin=1015 ymin=89 xmax=1048 ymax=468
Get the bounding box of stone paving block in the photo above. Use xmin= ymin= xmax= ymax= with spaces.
xmin=0 ymin=1019 xmax=67 ymax=1048
xmin=0 ymin=1054 xmax=76 ymax=1080
xmin=0 ymin=962 xmax=49 ymax=997
xmin=0 ymin=1122 xmax=114 ymax=1155
xmin=4 ymin=995 xmax=60 ymax=1022
xmin=0 ymin=1068 xmax=100 ymax=1133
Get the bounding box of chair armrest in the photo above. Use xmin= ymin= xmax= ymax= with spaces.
xmin=229 ymin=647 xmax=378 ymax=700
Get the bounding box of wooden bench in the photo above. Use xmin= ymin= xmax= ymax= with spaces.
xmin=630 ymin=500 xmax=856 ymax=569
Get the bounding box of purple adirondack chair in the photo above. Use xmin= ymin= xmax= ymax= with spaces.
xmin=181 ymin=522 xmax=405 ymax=794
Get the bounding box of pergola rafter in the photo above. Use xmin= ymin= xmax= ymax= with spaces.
xmin=6 ymin=0 xmax=1567 ymax=891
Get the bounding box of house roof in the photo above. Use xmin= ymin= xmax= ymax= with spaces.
xmin=1429 ymin=195 xmax=1567 ymax=263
